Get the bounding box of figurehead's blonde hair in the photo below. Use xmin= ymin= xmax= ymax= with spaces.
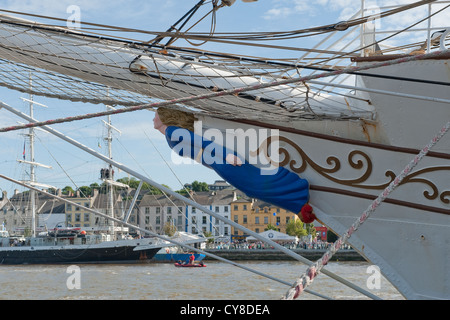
xmin=156 ymin=107 xmax=197 ymax=132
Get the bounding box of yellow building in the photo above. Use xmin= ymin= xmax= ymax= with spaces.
xmin=65 ymin=196 xmax=93 ymax=228
xmin=65 ymin=189 xmax=123 ymax=231
xmin=231 ymin=198 xmax=299 ymax=239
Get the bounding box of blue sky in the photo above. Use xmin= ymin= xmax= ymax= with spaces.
xmin=0 ymin=0 xmax=447 ymax=196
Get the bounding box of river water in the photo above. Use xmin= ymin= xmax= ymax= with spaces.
xmin=0 ymin=261 xmax=403 ymax=300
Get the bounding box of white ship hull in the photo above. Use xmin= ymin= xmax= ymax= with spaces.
xmin=201 ymin=111 xmax=449 ymax=299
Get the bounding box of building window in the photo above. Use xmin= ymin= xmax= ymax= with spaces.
xmin=145 ymin=207 xmax=150 ymax=214
xmin=233 ymin=205 xmax=238 ymax=211
xmin=224 ymin=206 xmax=229 ymax=212
xmin=167 ymin=207 xmax=172 ymax=214
xmin=215 ymin=206 xmax=220 ymax=212
xmin=84 ymin=213 xmax=90 ymax=222
xmin=243 ymin=204 xmax=247 ymax=210
xmin=156 ymin=207 xmax=161 ymax=214
xmin=202 ymin=216 xmax=207 ymax=224
xmin=255 ymin=217 xmax=260 ymax=224
xmin=234 ymin=215 xmax=238 ymax=223
xmin=192 ymin=207 xmax=196 ymax=213
xmin=243 ymin=215 xmax=247 ymax=224
xmin=264 ymin=216 xmax=268 ymax=224
xmin=145 ymin=216 xmax=150 ymax=224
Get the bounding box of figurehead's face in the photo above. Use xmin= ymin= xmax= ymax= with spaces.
xmin=153 ymin=111 xmax=164 ymax=130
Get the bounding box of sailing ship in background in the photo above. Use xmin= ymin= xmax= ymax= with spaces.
xmin=0 ymin=95 xmax=163 ymax=264
xmin=0 ymin=0 xmax=448 ymax=299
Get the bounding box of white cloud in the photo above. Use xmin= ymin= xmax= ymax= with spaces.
xmin=263 ymin=0 xmax=312 ymax=20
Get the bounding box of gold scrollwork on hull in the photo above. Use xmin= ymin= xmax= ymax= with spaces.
xmin=256 ymin=136 xmax=450 ymax=204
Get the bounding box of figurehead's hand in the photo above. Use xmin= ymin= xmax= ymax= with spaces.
xmin=225 ymin=154 xmax=243 ymax=166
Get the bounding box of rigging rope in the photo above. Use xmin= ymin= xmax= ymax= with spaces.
xmin=0 ymin=49 xmax=447 ymax=134
xmin=283 ymin=120 xmax=450 ymax=300
xmin=0 ymin=173 xmax=331 ymax=300
xmin=312 ymin=2 xmax=450 ymax=66
xmin=0 ymin=0 xmax=437 ymax=46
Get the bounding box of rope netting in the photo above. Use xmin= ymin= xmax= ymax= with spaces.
xmin=0 ymin=0 xmax=446 ymax=123
xmin=0 ymin=49 xmax=447 ymax=134
xmin=0 ymin=13 xmax=387 ymax=122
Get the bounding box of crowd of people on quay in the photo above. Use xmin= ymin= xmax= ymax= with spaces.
xmin=210 ymin=240 xmax=353 ymax=251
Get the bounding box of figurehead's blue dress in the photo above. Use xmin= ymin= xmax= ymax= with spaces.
xmin=165 ymin=126 xmax=309 ymax=214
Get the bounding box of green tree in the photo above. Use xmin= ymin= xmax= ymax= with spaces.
xmin=163 ymin=222 xmax=177 ymax=237
xmin=116 ymin=177 xmax=141 ymax=189
xmin=191 ymin=181 xmax=209 ymax=192
xmin=116 ymin=177 xmax=170 ymax=194
xmin=90 ymin=182 xmax=100 ymax=190
xmin=203 ymin=231 xmax=215 ymax=244
xmin=77 ymin=186 xmax=91 ymax=197
xmin=265 ymin=223 xmax=278 ymax=231
xmin=305 ymin=223 xmax=317 ymax=239
xmin=286 ymin=219 xmax=308 ymax=238
xmin=62 ymin=186 xmax=74 ymax=196
xmin=176 ymin=188 xmax=189 ymax=196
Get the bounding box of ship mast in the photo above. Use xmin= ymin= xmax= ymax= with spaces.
xmin=18 ymin=74 xmax=53 ymax=237
xmin=28 ymin=76 xmax=36 ymax=238
xmin=102 ymin=105 xmax=123 ymax=239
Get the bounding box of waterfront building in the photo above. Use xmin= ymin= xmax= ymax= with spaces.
xmin=0 ymin=189 xmax=67 ymax=235
xmin=208 ymin=180 xmax=233 ymax=191
xmin=231 ymin=197 xmax=300 ymax=240
xmin=183 ymin=180 xmax=233 ymax=192
xmin=65 ymin=189 xmax=97 ymax=229
xmin=138 ymin=193 xmax=187 ymax=234
xmin=65 ymin=189 xmax=124 ymax=233
xmin=207 ymin=190 xmax=235 ymax=238
xmin=137 ymin=189 xmax=237 ymax=238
